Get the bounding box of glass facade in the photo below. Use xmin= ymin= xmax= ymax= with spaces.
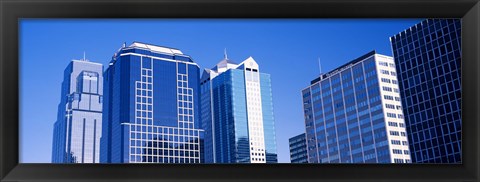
xmin=52 ymin=59 xmax=103 ymax=163
xmin=302 ymin=51 xmax=411 ymax=163
xmin=100 ymin=42 xmax=203 ymax=163
xmin=289 ymin=133 xmax=308 ymax=163
xmin=390 ymin=19 xmax=462 ymax=163
xmin=200 ymin=56 xmax=277 ymax=163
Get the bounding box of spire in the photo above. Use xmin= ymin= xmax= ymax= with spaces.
xmin=224 ymin=48 xmax=228 ymax=59
xmin=83 ymin=51 xmax=86 ymax=61
xmin=318 ymin=57 xmax=322 ymax=74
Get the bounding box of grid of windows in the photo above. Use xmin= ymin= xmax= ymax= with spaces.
xmin=52 ymin=61 xmax=103 ymax=163
xmin=245 ymin=68 xmax=267 ymax=163
xmin=200 ymin=58 xmax=277 ymax=163
xmin=289 ymin=133 xmax=308 ymax=163
xmin=102 ymin=43 xmax=203 ymax=164
xmin=303 ymin=52 xmax=411 ymax=163
xmin=390 ymin=19 xmax=462 ymax=163
xmin=126 ymin=57 xmax=201 ymax=163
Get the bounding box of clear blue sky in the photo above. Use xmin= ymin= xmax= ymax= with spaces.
xmin=20 ymin=19 xmax=422 ymax=163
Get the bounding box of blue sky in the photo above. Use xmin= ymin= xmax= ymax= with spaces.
xmin=20 ymin=19 xmax=422 ymax=163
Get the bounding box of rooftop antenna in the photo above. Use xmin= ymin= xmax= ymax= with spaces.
xmin=83 ymin=51 xmax=86 ymax=61
xmin=318 ymin=57 xmax=322 ymax=75
xmin=224 ymin=48 xmax=228 ymax=59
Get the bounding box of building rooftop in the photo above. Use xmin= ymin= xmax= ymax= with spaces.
xmin=310 ymin=50 xmax=377 ymax=85
xmin=128 ymin=41 xmax=183 ymax=55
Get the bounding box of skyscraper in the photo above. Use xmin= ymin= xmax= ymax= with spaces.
xmin=390 ymin=19 xmax=462 ymax=163
xmin=289 ymin=133 xmax=308 ymax=163
xmin=302 ymin=51 xmax=411 ymax=163
xmin=200 ymin=54 xmax=277 ymax=163
xmin=52 ymin=58 xmax=103 ymax=163
xmin=100 ymin=42 xmax=203 ymax=163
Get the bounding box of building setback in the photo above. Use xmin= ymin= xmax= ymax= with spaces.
xmin=289 ymin=133 xmax=308 ymax=163
xmin=200 ymin=54 xmax=277 ymax=163
xmin=100 ymin=42 xmax=203 ymax=163
xmin=52 ymin=59 xmax=103 ymax=163
xmin=390 ymin=19 xmax=462 ymax=163
xmin=302 ymin=51 xmax=411 ymax=163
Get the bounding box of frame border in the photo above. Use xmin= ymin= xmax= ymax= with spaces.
xmin=1 ymin=0 xmax=479 ymax=181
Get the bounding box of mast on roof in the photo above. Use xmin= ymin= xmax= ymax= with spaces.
xmin=224 ymin=48 xmax=228 ymax=59
xmin=318 ymin=57 xmax=322 ymax=75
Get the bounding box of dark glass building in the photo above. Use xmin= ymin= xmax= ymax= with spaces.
xmin=289 ymin=133 xmax=308 ymax=163
xmin=100 ymin=42 xmax=203 ymax=163
xmin=390 ymin=19 xmax=462 ymax=163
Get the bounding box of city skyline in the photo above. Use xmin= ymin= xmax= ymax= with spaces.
xmin=21 ymin=19 xmax=424 ymax=163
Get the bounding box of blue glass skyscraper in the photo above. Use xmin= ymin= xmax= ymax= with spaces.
xmin=200 ymin=54 xmax=277 ymax=163
xmin=100 ymin=42 xmax=203 ymax=163
xmin=390 ymin=19 xmax=462 ymax=163
xmin=52 ymin=58 xmax=103 ymax=163
xmin=302 ymin=51 xmax=411 ymax=163
xmin=289 ymin=133 xmax=308 ymax=163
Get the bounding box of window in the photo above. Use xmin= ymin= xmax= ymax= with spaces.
xmin=387 ymin=113 xmax=396 ymax=118
xmin=390 ymin=131 xmax=400 ymax=136
xmin=379 ymin=61 xmax=389 ymax=67
xmin=388 ymin=122 xmax=398 ymax=127
xmin=385 ymin=104 xmax=395 ymax=109
xmin=404 ymin=150 xmax=410 ymax=155
xmin=394 ymin=88 xmax=399 ymax=93
xmin=391 ymin=140 xmax=401 ymax=145
xmin=398 ymin=114 xmax=404 ymax=119
xmin=380 ymin=69 xmax=390 ymax=75
xmin=381 ymin=78 xmax=391 ymax=83
xmin=393 ymin=149 xmax=403 ymax=154
xmin=392 ymin=80 xmax=398 ymax=84
xmin=394 ymin=158 xmax=404 ymax=163
xmin=384 ymin=95 xmax=394 ymax=100
xmin=396 ymin=105 xmax=402 ymax=110
xmin=399 ymin=123 xmax=405 ymax=128
xmin=391 ymin=71 xmax=397 ymax=76
xmin=389 ymin=63 xmax=396 ymax=68
xmin=402 ymin=141 xmax=408 ymax=146
xmin=382 ymin=86 xmax=393 ymax=92
xmin=395 ymin=97 xmax=401 ymax=101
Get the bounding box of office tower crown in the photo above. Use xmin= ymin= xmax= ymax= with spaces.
xmin=208 ymin=55 xmax=260 ymax=79
xmin=110 ymin=41 xmax=196 ymax=65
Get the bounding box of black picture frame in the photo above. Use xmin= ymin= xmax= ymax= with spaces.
xmin=1 ymin=0 xmax=479 ymax=181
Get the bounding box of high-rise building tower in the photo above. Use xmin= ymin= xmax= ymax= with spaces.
xmin=302 ymin=51 xmax=411 ymax=163
xmin=52 ymin=58 xmax=103 ymax=163
xmin=289 ymin=133 xmax=308 ymax=163
xmin=100 ymin=42 xmax=203 ymax=163
xmin=200 ymin=54 xmax=277 ymax=163
xmin=390 ymin=19 xmax=462 ymax=163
